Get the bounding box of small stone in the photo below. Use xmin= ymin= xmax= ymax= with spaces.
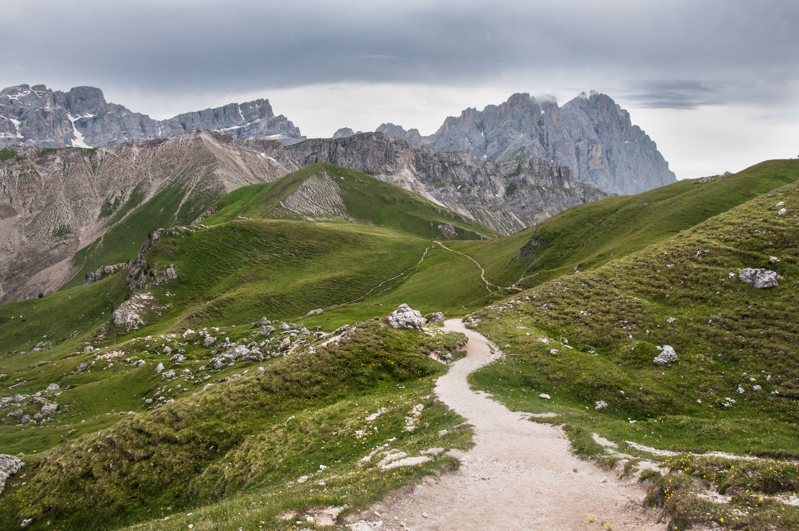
xmin=752 ymin=385 xmax=762 ymax=391
xmin=162 ymin=346 xmax=172 ymax=355
xmin=573 ymin=468 xmax=578 ymax=473
xmin=155 ymin=362 xmax=164 ymax=374
xmin=424 ymin=312 xmax=446 ymax=324
xmin=600 ymin=477 xmax=608 ymax=483
xmin=306 ymin=308 xmax=323 ymax=316
xmin=83 ymin=346 xmax=94 ymax=353
xmin=595 ymin=400 xmax=608 ymax=410
xmin=45 ymin=383 xmax=59 ymax=392
xmin=769 ymin=256 xmax=780 ymax=264
xmin=539 ymin=394 xmax=551 ymax=400
xmin=203 ymin=336 xmax=217 ymax=347
xmin=778 ymin=208 xmax=786 ymax=215
xmin=75 ymin=363 xmax=89 ymax=373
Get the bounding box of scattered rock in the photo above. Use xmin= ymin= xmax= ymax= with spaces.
xmin=666 ymin=317 xmax=676 ymax=324
xmin=388 ymin=304 xmax=426 ymax=330
xmin=306 ymin=308 xmax=323 ymax=316
xmin=752 ymin=385 xmax=762 ymax=391
xmin=595 ymin=401 xmax=608 ymax=410
xmin=83 ymin=346 xmax=94 ymax=353
xmin=251 ymin=317 xmax=271 ymax=328
xmin=778 ymin=208 xmax=786 ymax=215
xmin=154 ymin=362 xmax=164 ymax=374
xmin=20 ymin=415 xmax=31 ymax=425
xmin=424 ymin=312 xmax=446 ymax=324
xmin=738 ymin=268 xmax=780 ymax=289
xmin=162 ymin=346 xmax=172 ymax=355
xmin=131 ymin=359 xmax=145 ymax=367
xmin=32 ymin=342 xmax=48 ymax=352
xmin=20 ymin=518 xmax=33 ymax=528
xmin=769 ymin=256 xmax=780 ymax=264
xmin=45 ymin=383 xmax=59 ymax=392
xmin=539 ymin=394 xmax=551 ymax=400
xmin=6 ymin=409 xmax=22 ymax=418
xmin=259 ymin=325 xmax=276 ymax=337
xmin=279 ymin=322 xmax=291 ymax=331
xmin=653 ymin=345 xmax=678 ymax=365
xmin=203 ymin=336 xmax=217 ymax=347
xmin=161 ymin=370 xmax=176 ymax=380
xmin=40 ymin=403 xmax=57 ymax=415
xmin=280 ymin=337 xmax=291 ymax=350
xmin=76 ymin=363 xmax=89 ymax=373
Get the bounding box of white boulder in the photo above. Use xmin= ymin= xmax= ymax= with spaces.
xmin=653 ymin=345 xmax=678 ymax=365
xmin=388 ymin=304 xmax=426 ymax=330
xmin=738 ymin=268 xmax=780 ymax=289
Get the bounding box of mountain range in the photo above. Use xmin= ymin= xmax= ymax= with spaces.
xmin=0 ymin=84 xmax=305 ymax=149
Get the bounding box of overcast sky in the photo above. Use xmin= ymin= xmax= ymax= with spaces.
xmin=2 ymin=0 xmax=797 ymax=179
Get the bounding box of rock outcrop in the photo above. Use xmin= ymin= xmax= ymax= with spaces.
xmin=376 ymin=92 xmax=676 ymax=196
xmin=0 ymin=454 xmax=23 ymax=494
xmin=0 ymin=84 xmax=305 ymax=149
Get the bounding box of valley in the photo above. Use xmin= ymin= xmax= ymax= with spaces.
xmin=0 ymin=146 xmax=796 ymax=529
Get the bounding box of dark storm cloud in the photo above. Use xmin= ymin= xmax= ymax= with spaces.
xmin=1 ymin=0 xmax=797 ymax=108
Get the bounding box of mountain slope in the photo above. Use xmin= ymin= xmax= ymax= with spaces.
xmin=206 ymin=163 xmax=494 ymax=240
xmin=448 ymin=159 xmax=799 ymax=290
xmin=0 ymin=84 xmax=305 ymax=149
xmin=285 ymin=133 xmax=611 ymax=235
xmin=0 ymin=130 xmax=296 ymax=301
xmin=376 ymin=91 xmax=676 ymax=195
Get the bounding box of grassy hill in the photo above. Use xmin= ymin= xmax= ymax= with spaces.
xmin=448 ymin=159 xmax=799 ymax=289
xmin=205 ymin=163 xmax=495 ymax=240
xmin=468 ymin=175 xmax=799 ymax=530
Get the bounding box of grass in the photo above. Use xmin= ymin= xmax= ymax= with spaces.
xmin=0 ymin=320 xmax=472 ymax=530
xmin=467 ymin=177 xmax=799 ymax=529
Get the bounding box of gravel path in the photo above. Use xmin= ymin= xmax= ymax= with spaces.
xmin=348 ymin=319 xmax=666 ymax=531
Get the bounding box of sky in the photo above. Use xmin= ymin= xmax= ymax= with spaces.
xmin=1 ymin=0 xmax=798 ymax=179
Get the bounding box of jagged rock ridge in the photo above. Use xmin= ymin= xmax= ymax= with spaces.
xmin=375 ymin=91 xmax=675 ymax=195
xmin=0 ymin=84 xmax=305 ymax=149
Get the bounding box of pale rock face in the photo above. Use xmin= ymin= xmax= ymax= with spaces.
xmin=653 ymin=345 xmax=678 ymax=365
xmin=738 ymin=268 xmax=780 ymax=289
xmin=388 ymin=304 xmax=426 ymax=330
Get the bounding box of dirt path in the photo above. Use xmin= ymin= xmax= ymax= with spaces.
xmin=433 ymin=241 xmax=498 ymax=292
xmin=349 ymin=320 xmax=666 ymax=531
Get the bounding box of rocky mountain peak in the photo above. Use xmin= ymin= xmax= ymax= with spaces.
xmin=374 ymin=91 xmax=676 ymax=196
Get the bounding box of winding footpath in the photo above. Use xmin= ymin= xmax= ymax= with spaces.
xmin=350 ymin=320 xmax=666 ymax=531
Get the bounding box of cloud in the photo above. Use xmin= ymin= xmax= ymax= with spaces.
xmin=620 ymin=80 xmax=722 ymax=109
